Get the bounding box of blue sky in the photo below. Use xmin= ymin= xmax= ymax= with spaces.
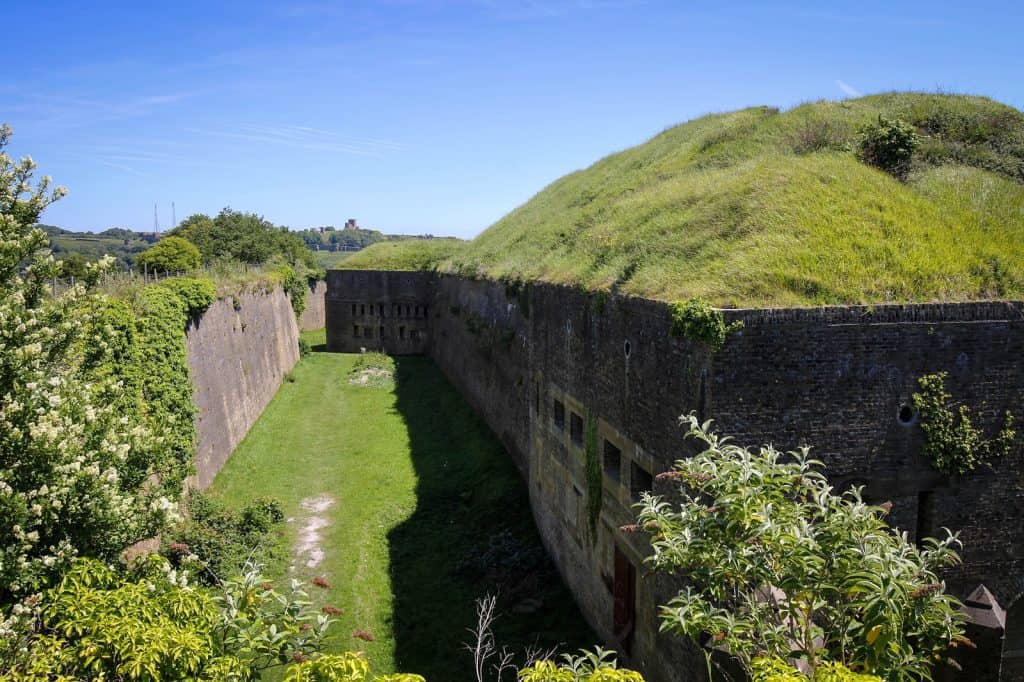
xmin=3 ymin=1 xmax=1022 ymax=238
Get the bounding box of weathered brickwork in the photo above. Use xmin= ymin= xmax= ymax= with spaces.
xmin=325 ymin=270 xmax=433 ymax=354
xmin=326 ymin=271 xmax=1024 ymax=682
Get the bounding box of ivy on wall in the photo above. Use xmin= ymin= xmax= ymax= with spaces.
xmin=90 ymin=277 xmax=217 ymax=494
xmin=584 ymin=411 xmax=601 ymax=539
xmin=912 ymin=371 xmax=1016 ymax=475
xmin=669 ymin=298 xmax=743 ymax=352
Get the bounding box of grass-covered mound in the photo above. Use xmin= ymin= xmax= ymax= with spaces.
xmin=360 ymin=93 xmax=1024 ymax=306
xmin=342 ymin=238 xmax=465 ymax=271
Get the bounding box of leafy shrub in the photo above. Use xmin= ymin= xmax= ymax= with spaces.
xmin=635 ymin=415 xmax=965 ymax=680
xmin=669 ymin=298 xmax=743 ymax=351
xmin=1 ymin=557 xmax=335 ymax=680
xmin=752 ymin=658 xmax=881 ymax=682
xmin=0 ymin=126 xmax=187 ymax=600
xmin=276 ymin=264 xmax=308 ymax=318
xmin=299 ymin=337 xmax=312 ymax=357
xmin=518 ymin=649 xmax=644 ymax=681
xmin=163 ymin=492 xmax=285 ymax=585
xmin=857 ymin=115 xmax=921 ymax=178
xmin=135 ymin=236 xmax=202 ymax=273
xmin=283 ymin=651 xmax=424 ymax=681
xmin=912 ymin=372 xmax=1015 ymax=474
xmin=154 ymin=276 xmax=217 ymax=317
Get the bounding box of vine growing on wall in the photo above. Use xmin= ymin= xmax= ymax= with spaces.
xmin=584 ymin=412 xmax=602 ymax=539
xmin=669 ymin=298 xmax=743 ymax=352
xmin=912 ymin=371 xmax=1016 ymax=475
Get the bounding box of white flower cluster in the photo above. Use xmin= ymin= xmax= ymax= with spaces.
xmin=1 ymin=128 xmax=181 ymax=606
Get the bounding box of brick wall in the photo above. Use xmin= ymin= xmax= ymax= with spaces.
xmin=325 ymin=271 xmax=1024 ymax=682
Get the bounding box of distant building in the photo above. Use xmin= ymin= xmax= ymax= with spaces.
xmin=344 ymin=218 xmax=358 ymax=230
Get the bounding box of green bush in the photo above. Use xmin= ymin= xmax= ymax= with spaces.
xmin=857 ymin=115 xmax=921 ymax=178
xmin=163 ymin=492 xmax=285 ymax=585
xmin=299 ymin=337 xmax=312 ymax=357
xmin=669 ymin=298 xmax=743 ymax=351
xmin=135 ymin=236 xmax=202 ymax=273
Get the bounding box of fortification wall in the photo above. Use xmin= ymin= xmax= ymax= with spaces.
xmin=298 ymin=280 xmax=327 ymax=331
xmin=325 ymin=270 xmax=1024 ymax=682
xmin=187 ymin=287 xmax=300 ymax=488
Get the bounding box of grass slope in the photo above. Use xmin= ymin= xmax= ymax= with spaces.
xmin=210 ymin=330 xmax=593 ymax=680
xmin=341 ymin=238 xmax=465 ymax=272
xmin=351 ymin=93 xmax=1024 ymax=306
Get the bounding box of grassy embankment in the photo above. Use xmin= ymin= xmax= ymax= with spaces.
xmin=210 ymin=330 xmax=593 ymax=680
xmin=346 ymin=93 xmax=1024 ymax=307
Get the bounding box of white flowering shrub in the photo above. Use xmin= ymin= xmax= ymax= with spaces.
xmin=0 ymin=125 xmax=186 ymax=604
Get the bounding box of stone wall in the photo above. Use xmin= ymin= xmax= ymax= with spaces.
xmin=187 ymin=287 xmax=300 ymax=489
xmin=298 ymin=280 xmax=327 ymax=331
xmin=325 ymin=271 xmax=1024 ymax=682
xmin=325 ymin=270 xmax=433 ymax=354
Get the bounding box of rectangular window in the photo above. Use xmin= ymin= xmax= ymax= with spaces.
xmin=360 ymin=304 xmax=365 ymax=316
xmin=552 ymin=399 xmax=565 ymax=430
xmin=630 ymin=461 xmax=652 ymax=500
xmin=604 ymin=440 xmax=621 ymax=483
xmin=570 ymin=412 xmax=584 ymax=447
xmin=399 ymin=326 xmax=406 ymax=339
xmin=352 ymin=325 xmax=360 ymax=338
xmin=351 ymin=303 xmax=356 ymax=316
xmin=613 ymin=547 xmax=636 ymax=654
xmin=369 ymin=304 xmax=374 ymax=315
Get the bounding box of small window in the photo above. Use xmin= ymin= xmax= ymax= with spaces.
xmin=369 ymin=304 xmax=374 ymax=315
xmin=405 ymin=305 xmax=411 ymax=317
xmin=553 ymin=399 xmax=566 ymax=430
xmin=630 ymin=461 xmax=652 ymax=500
xmin=379 ymin=325 xmax=384 ymax=338
xmin=570 ymin=412 xmax=584 ymax=447
xmin=423 ymin=305 xmax=429 ymax=318
xmin=360 ymin=304 xmax=365 ymax=316
xmin=351 ymin=303 xmax=356 ymax=316
xmin=352 ymin=325 xmax=360 ymax=338
xmin=604 ymin=440 xmax=621 ymax=483
xmin=399 ymin=326 xmax=406 ymax=339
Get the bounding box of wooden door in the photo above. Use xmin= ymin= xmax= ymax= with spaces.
xmin=613 ymin=546 xmax=636 ymax=654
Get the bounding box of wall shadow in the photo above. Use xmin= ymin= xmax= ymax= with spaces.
xmin=387 ymin=356 xmax=595 ymax=681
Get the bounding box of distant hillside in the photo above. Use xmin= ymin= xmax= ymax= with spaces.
xmin=351 ymin=92 xmax=1024 ymax=306
xmin=39 ymin=225 xmax=158 ymax=270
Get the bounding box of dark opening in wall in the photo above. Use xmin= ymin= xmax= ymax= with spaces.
xmin=623 ymin=339 xmax=632 ymax=358
xmin=406 ymin=305 xmax=411 ymax=317
xmin=379 ymin=325 xmax=384 ymax=338
xmin=553 ymin=399 xmax=566 ymax=431
xmin=369 ymin=304 xmax=374 ymax=315
xmin=916 ymin=490 xmax=934 ymax=545
xmin=604 ymin=440 xmax=621 ymax=483
xmin=630 ymin=461 xmax=652 ymax=500
xmin=570 ymin=412 xmax=584 ymax=446
xmin=360 ymin=304 xmax=365 ymax=316
xmin=613 ymin=547 xmax=636 ymax=655
xmin=898 ymin=403 xmax=917 ymax=425
xmin=351 ymin=303 xmax=356 ymax=316
xmin=399 ymin=326 xmax=406 ymax=340
xmin=352 ymin=325 xmax=360 ymax=338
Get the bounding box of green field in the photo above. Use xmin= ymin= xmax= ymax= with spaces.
xmin=209 ymin=330 xmax=593 ymax=680
xmin=348 ymin=93 xmax=1024 ymax=307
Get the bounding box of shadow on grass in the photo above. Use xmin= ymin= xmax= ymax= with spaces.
xmin=388 ymin=357 xmax=595 ymax=680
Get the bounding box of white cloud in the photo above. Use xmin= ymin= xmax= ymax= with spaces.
xmin=836 ymin=80 xmax=863 ymax=98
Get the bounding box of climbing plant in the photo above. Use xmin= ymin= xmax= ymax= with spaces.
xmin=912 ymin=372 xmax=1016 ymax=475
xmin=669 ymin=298 xmax=743 ymax=352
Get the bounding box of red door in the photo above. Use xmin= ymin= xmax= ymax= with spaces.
xmin=613 ymin=546 xmax=636 ymax=654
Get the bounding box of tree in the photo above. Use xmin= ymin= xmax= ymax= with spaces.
xmin=136 ymin=236 xmax=202 ymax=272
xmin=634 ymin=415 xmax=965 ymax=681
xmin=170 ymin=208 xmax=315 ymax=268
xmin=0 ymin=125 xmax=181 ymax=601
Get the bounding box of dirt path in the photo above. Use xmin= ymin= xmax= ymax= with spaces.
xmin=292 ymin=493 xmax=335 ymax=570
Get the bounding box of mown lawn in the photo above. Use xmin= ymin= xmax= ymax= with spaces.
xmin=210 ymin=329 xmax=594 ymax=680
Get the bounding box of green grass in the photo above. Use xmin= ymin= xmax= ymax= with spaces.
xmin=349 ymin=93 xmax=1024 ymax=306
xmin=210 ymin=329 xmax=593 ymax=680
xmin=341 ymin=238 xmax=465 ymax=272
xmin=313 ymin=250 xmax=355 ymax=269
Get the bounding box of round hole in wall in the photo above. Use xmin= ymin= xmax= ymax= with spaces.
xmin=623 ymin=339 xmax=632 ymax=359
xmin=898 ymin=404 xmax=917 ymax=425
